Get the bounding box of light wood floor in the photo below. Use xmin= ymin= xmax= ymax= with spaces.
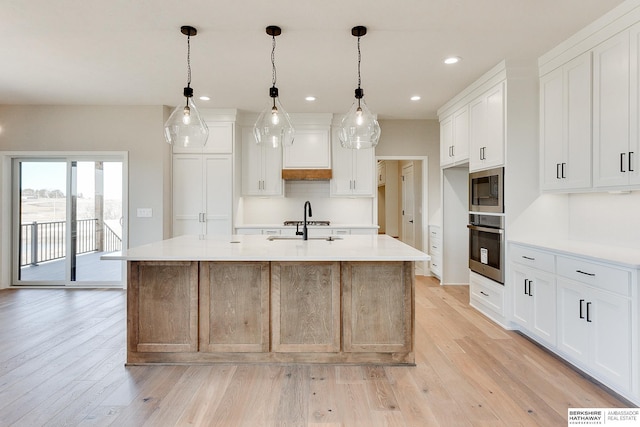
xmin=0 ymin=276 xmax=630 ymax=426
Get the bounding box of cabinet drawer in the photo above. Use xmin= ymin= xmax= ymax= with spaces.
xmin=556 ymin=256 xmax=631 ymax=296
xmin=470 ymin=274 xmax=504 ymax=316
xmin=510 ymin=244 xmax=555 ymax=273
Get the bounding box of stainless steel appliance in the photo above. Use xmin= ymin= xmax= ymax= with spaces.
xmin=468 ymin=213 xmax=504 ymax=284
xmin=469 ymin=167 xmax=504 ymax=213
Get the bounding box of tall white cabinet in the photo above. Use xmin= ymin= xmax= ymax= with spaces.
xmin=469 ymin=82 xmax=505 ymax=172
xmin=172 ymin=113 xmax=236 ymax=237
xmin=241 ymin=126 xmax=283 ymax=196
xmin=330 ymin=134 xmax=375 ymax=197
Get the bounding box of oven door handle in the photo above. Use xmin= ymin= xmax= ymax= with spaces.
xmin=467 ymin=224 xmax=504 ymax=234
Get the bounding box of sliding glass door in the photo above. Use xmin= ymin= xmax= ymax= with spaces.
xmin=14 ymin=157 xmax=125 ymax=286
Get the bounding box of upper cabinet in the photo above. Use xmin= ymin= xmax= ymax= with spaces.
xmin=440 ymin=106 xmax=469 ymax=167
xmin=539 ymin=5 xmax=640 ymax=192
xmin=241 ymin=126 xmax=283 ymax=196
xmin=283 ymin=127 xmax=331 ymax=169
xmin=172 ymin=122 xmax=234 ymax=154
xmin=469 ymin=82 xmax=505 ymax=172
xmin=331 ymin=132 xmax=375 ymax=197
xmin=540 ymin=52 xmax=592 ymax=191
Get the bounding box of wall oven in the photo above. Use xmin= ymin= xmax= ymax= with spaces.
xmin=468 ymin=214 xmax=504 ymax=284
xmin=469 ymin=167 xmax=504 ymax=213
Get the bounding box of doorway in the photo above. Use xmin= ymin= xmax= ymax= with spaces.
xmin=13 ymin=156 xmax=125 ymax=286
xmin=375 ymin=156 xmax=428 ymax=274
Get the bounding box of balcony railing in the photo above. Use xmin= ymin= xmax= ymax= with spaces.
xmin=20 ymin=219 xmax=122 ymax=267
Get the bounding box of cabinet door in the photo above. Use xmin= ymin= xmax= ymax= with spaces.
xmin=271 ymin=262 xmax=341 ymax=352
xmin=483 ymin=82 xmax=505 ymax=169
xmin=352 ymin=147 xmax=374 ymax=196
xmin=203 ymin=155 xmax=232 ymax=235
xmin=129 ymin=261 xmax=199 ymax=353
xmin=173 ymin=155 xmax=204 ymax=236
xmin=589 ymin=288 xmax=632 ymax=391
xmin=452 ymin=106 xmax=470 ymax=162
xmin=262 ymin=141 xmax=283 ymax=196
xmin=242 ymin=128 xmax=264 ymax=196
xmin=530 ymin=269 xmax=556 ymax=346
xmin=440 ymin=115 xmax=454 ymax=167
xmin=331 ymin=136 xmax=356 ymax=196
xmin=199 ymin=262 xmax=270 ymax=352
xmin=540 ymin=67 xmax=565 ymax=189
xmin=468 ymin=96 xmax=487 ymax=171
xmin=283 ymin=128 xmax=331 ymax=169
xmin=564 ymin=53 xmax=593 ymax=189
xmin=629 ymin=23 xmax=640 ymax=185
xmin=556 ymin=279 xmax=589 ymax=365
xmin=511 ymin=266 xmax=531 ymax=328
xmin=593 ymin=31 xmax=631 ymax=188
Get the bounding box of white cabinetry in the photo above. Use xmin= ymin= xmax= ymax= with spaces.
xmin=510 ymin=245 xmax=556 ymax=347
xmin=540 ymin=52 xmax=592 ymax=191
xmin=469 ymin=271 xmax=506 ymax=326
xmin=556 ymin=256 xmax=632 ymax=393
xmin=593 ymin=30 xmax=634 ymax=188
xmin=241 ymin=127 xmax=283 ymax=196
xmin=172 ymin=122 xmax=234 ymax=154
xmin=330 ymin=135 xmax=374 ymax=197
xmin=428 ymin=225 xmax=442 ymax=279
xmin=173 ymin=154 xmax=232 ymax=236
xmin=469 ymin=82 xmax=505 ymax=172
xmin=283 ymin=128 xmax=331 ymax=169
xmin=440 ymin=106 xmax=469 ymax=167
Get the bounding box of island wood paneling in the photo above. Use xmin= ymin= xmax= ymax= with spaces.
xmin=199 ymin=261 xmax=270 ymax=352
xmin=128 ymin=261 xmax=198 ymax=353
xmin=271 ymin=262 xmax=341 ymax=352
xmin=342 ymin=261 xmax=414 ymax=354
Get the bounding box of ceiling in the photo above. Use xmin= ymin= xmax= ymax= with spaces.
xmin=0 ymin=0 xmax=626 ymax=119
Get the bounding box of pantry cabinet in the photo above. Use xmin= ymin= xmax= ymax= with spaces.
xmin=540 ymin=52 xmax=592 ymax=191
xmin=469 ymin=82 xmax=505 ymax=172
xmin=330 ymin=134 xmax=374 ymax=197
xmin=241 ymin=127 xmax=283 ymax=196
xmin=173 ymin=154 xmax=232 ymax=236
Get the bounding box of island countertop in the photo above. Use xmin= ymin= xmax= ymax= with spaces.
xmin=104 ymin=234 xmax=430 ymax=262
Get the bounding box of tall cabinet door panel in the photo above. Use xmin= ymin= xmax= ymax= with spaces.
xmin=629 ymin=23 xmax=640 ymax=185
xmin=204 ymin=155 xmax=232 ymax=235
xmin=540 ymin=67 xmax=565 ymax=188
xmin=593 ymin=31 xmax=631 ymax=188
xmin=556 ymin=279 xmax=589 ymax=365
xmin=565 ymin=53 xmax=592 ymax=189
xmin=173 ymin=155 xmax=205 ymax=236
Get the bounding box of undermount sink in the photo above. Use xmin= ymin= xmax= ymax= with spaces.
xmin=267 ymin=235 xmax=342 ymax=242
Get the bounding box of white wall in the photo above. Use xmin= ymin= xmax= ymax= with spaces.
xmin=0 ymin=105 xmax=170 ymax=287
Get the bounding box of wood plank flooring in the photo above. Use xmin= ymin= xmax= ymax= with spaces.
xmin=0 ymin=276 xmax=631 ymax=426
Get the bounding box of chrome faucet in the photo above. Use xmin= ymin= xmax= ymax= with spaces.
xmin=303 ymin=201 xmax=312 ymax=240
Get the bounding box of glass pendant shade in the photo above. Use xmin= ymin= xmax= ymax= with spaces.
xmin=338 ymin=97 xmax=380 ymax=149
xmin=254 ymin=93 xmax=295 ymax=148
xmin=164 ymin=94 xmax=209 ymax=148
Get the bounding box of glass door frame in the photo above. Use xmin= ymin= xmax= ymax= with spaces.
xmin=10 ymin=152 xmax=128 ymax=287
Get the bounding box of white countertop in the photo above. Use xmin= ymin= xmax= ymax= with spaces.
xmin=509 ymin=238 xmax=640 ymax=269
xmin=103 ymin=234 xmax=429 ymax=262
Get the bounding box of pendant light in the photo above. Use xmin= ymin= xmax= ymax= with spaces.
xmin=253 ymin=26 xmax=295 ymax=148
xmin=164 ymin=25 xmax=209 ymax=148
xmin=338 ymin=26 xmax=381 ymax=149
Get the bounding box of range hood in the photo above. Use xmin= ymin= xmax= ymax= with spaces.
xmin=281 ymin=169 xmax=332 ymax=181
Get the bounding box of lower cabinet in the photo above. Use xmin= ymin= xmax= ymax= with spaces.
xmin=271 ymin=262 xmax=341 ymax=352
xmin=128 ymin=261 xmax=199 ymax=354
xmin=469 ymin=271 xmax=506 ymax=327
xmin=507 ymin=242 xmax=638 ymax=403
xmin=199 ymin=262 xmax=270 ymax=353
xmin=127 ymin=260 xmax=415 ymax=364
xmin=511 ymin=265 xmax=556 ymax=347
xmin=556 ymin=274 xmax=632 ymax=392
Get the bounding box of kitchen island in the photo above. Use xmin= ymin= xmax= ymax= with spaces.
xmin=105 ymin=234 xmax=429 ymax=365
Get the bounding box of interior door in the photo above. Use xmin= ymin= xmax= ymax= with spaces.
xmin=401 ymin=163 xmax=415 ymax=248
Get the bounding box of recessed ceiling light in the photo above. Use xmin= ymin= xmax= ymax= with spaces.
xmin=410 ymin=95 xmax=421 ymax=101
xmin=305 ymin=96 xmax=316 ymax=102
xmin=199 ymin=96 xmax=210 ymax=101
xmin=444 ymin=56 xmax=461 ymax=65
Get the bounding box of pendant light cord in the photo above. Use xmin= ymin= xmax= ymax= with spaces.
xmin=271 ymin=34 xmax=277 ymax=88
xmin=186 ymin=33 xmax=192 ymax=88
xmin=357 ymin=35 xmax=362 ymax=89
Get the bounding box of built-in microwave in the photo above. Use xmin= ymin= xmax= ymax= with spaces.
xmin=469 ymin=167 xmax=504 ymax=213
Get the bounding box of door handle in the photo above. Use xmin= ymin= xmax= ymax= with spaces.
xmin=579 ymin=299 xmax=585 ymax=319
xmin=630 ymin=152 xmax=635 ymax=172
xmin=556 ymin=163 xmax=561 ymax=179
xmin=561 ymin=162 xmax=566 ymax=179
xmin=621 ymin=152 xmax=627 ymax=173
xmin=586 ymin=302 xmax=592 ymax=322
xmin=409 ymin=220 xmax=414 ymax=223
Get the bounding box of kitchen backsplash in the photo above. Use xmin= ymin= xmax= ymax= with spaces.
xmin=239 ymin=181 xmax=374 ymax=225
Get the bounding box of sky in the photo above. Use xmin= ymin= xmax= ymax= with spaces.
xmin=21 ymin=161 xmax=122 ymax=200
